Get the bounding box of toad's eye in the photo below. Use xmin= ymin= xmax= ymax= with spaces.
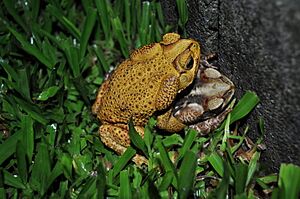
xmin=184 ymin=57 xmax=194 ymax=70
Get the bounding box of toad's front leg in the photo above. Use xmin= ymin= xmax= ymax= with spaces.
xmin=156 ymin=109 xmax=186 ymax=132
xmin=155 ymin=75 xmax=179 ymax=110
xmin=99 ymin=123 xmax=148 ymax=166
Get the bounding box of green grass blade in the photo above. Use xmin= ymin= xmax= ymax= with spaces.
xmin=95 ymin=0 xmax=111 ymax=41
xmin=257 ymin=174 xmax=278 ymax=186
xmin=176 ymin=0 xmax=188 ymax=34
xmin=3 ymin=170 xmax=26 ymax=189
xmin=93 ymin=45 xmax=110 ymax=72
xmin=148 ymin=4 xmax=157 ymax=43
xmin=234 ymin=163 xmax=248 ymax=194
xmin=0 ymin=169 xmax=5 ymax=198
xmin=0 ymin=188 xmax=5 ymax=199
xmin=132 ymin=167 xmax=142 ymax=189
xmin=3 ymin=0 xmax=28 ymax=32
xmin=178 ymin=150 xmax=197 ymax=199
xmin=144 ymin=125 xmax=154 ymax=154
xmin=30 ymin=0 xmax=40 ymax=22
xmin=147 ymin=178 xmax=161 ymax=199
xmin=0 ymin=131 xmax=22 ymax=165
xmin=217 ymin=91 xmax=260 ymax=131
xmin=21 ymin=115 xmax=34 ymax=163
xmin=156 ymin=138 xmax=178 ymax=188
xmin=230 ymin=91 xmax=260 ymax=124
xmin=119 ymin=170 xmax=132 ymax=199
xmin=59 ymin=153 xmax=73 ymax=181
xmin=278 ymin=164 xmax=300 ymax=199
xmin=111 ymin=16 xmax=129 ymax=57
xmin=246 ymin=152 xmax=260 ymax=186
xmin=258 ymin=117 xmax=265 ymax=135
xmin=155 ymin=2 xmax=165 ymax=28
xmin=3 ymin=66 xmax=32 ymax=102
xmin=177 ymin=129 xmax=197 ymax=162
xmin=128 ymin=119 xmax=148 ymax=157
xmin=35 ymin=27 xmax=64 ymax=50
xmin=111 ymin=147 xmax=136 ymax=178
xmin=234 ymin=193 xmax=248 ymax=199
xmin=221 ymin=113 xmax=231 ymax=151
xmin=208 ymin=152 xmax=224 ymax=177
xmin=37 ymin=86 xmax=60 ymax=101
xmin=259 ymin=175 xmax=280 ymax=197
xmin=207 ymin=162 xmax=230 ymax=199
xmin=2 ymin=79 xmax=25 ymax=104
xmin=65 ymin=45 xmax=80 ymax=77
xmin=257 ymin=179 xmax=271 ymax=190
xmin=225 ymin=141 xmax=235 ymax=165
xmin=46 ymin=162 xmax=63 ymax=192
xmin=18 ymin=68 xmax=31 ymax=100
xmin=162 ymin=134 xmax=183 ymax=147
xmin=29 ymin=143 xmax=51 ymax=195
xmin=72 ymin=76 xmax=91 ymax=106
xmin=80 ymin=0 xmax=93 ymax=14
xmin=159 ymin=171 xmax=173 ymax=191
xmin=124 ymin=0 xmax=131 ymax=40
xmin=96 ymin=162 xmax=106 ymax=198
xmin=58 ymin=181 xmax=68 ymax=198
xmin=77 ymin=176 xmax=97 ymax=198
xmin=80 ymin=7 xmax=97 ymax=60
xmin=139 ymin=1 xmax=151 ymax=45
xmin=1 ymin=61 xmax=19 ymax=82
xmin=229 ymin=135 xmax=245 ymax=154
xmin=46 ymin=5 xmax=81 ymax=40
xmin=41 ymin=39 xmax=58 ymax=67
xmin=16 ymin=140 xmax=28 ymax=183
xmin=13 ymin=96 xmax=48 ymax=125
xmin=131 ymin=0 xmax=141 ymax=38
xmin=8 ymin=27 xmax=54 ymax=69
xmin=156 ymin=138 xmax=175 ymax=173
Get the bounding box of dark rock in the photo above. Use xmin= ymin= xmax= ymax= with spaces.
xmin=161 ymin=0 xmax=300 ymax=171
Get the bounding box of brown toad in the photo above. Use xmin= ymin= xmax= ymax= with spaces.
xmin=92 ymin=33 xmax=201 ymax=164
xmin=173 ymin=59 xmax=235 ymax=133
xmin=157 ymin=56 xmax=235 ymax=134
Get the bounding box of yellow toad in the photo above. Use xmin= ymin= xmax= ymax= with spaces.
xmin=92 ymin=33 xmax=200 ymax=164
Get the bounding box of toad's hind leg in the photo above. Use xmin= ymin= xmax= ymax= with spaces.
xmin=99 ymin=124 xmax=147 ymax=166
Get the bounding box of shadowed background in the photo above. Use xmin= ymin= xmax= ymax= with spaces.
xmin=161 ymin=0 xmax=300 ymax=172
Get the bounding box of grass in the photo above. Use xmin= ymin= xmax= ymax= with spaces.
xmin=0 ymin=0 xmax=300 ymax=198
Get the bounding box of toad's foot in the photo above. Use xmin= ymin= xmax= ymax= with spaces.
xmin=99 ymin=124 xmax=148 ymax=166
xmin=156 ymin=109 xmax=186 ymax=133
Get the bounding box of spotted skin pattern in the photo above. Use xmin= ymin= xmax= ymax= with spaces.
xmin=92 ymin=33 xmax=201 ymax=165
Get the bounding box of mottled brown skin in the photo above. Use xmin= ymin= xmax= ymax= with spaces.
xmin=157 ymin=58 xmax=235 ymax=135
xmin=92 ymin=33 xmax=200 ymax=165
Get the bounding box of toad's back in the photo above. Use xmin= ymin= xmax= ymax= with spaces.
xmin=97 ymin=52 xmax=178 ymax=126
